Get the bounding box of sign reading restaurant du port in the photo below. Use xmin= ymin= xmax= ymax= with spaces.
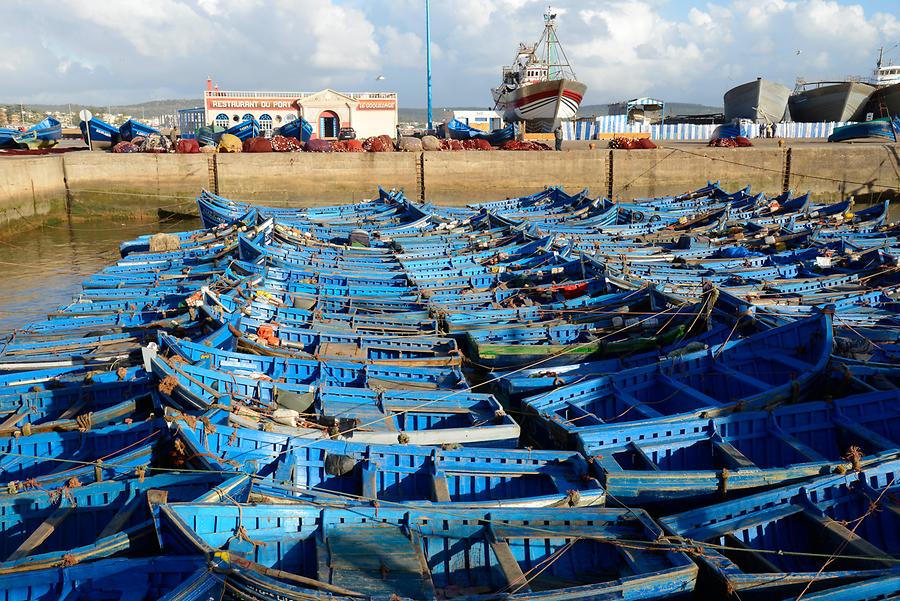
xmin=205 ymin=97 xmax=397 ymax=111
xmin=206 ymin=98 xmax=297 ymax=110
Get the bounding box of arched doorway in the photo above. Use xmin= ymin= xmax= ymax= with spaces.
xmin=319 ymin=110 xmax=339 ymax=138
xmin=214 ymin=113 xmax=229 ymax=128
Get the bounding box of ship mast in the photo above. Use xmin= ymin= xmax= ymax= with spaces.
xmin=540 ymin=6 xmax=576 ymax=81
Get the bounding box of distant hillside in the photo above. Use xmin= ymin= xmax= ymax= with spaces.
xmin=2 ymin=99 xmax=202 ymax=117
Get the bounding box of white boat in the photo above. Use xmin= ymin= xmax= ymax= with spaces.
xmin=491 ymin=8 xmax=587 ymax=133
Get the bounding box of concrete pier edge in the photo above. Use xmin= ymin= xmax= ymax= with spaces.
xmin=1 ymin=143 xmax=898 ymax=236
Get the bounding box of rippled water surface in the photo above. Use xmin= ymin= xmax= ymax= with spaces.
xmin=0 ymin=218 xmax=200 ymax=334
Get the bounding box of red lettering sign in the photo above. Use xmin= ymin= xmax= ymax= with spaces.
xmin=357 ymin=100 xmax=396 ymax=111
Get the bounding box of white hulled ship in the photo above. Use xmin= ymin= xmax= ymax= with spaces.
xmin=492 ymin=8 xmax=587 ymax=133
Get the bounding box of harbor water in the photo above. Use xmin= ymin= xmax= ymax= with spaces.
xmin=0 ymin=217 xmax=200 ymax=333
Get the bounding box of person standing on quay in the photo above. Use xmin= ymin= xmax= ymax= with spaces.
xmin=554 ymin=124 xmax=563 ymax=151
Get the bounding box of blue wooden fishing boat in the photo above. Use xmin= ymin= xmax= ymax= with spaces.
xmin=79 ymin=117 xmax=120 ymax=149
xmin=118 ymin=118 xmax=160 ymax=141
xmin=0 ymin=127 xmax=19 ymax=147
xmin=0 ymin=390 xmax=156 ymax=436
xmin=224 ymin=117 xmax=260 ymax=141
xmin=10 ymin=117 xmax=62 ymax=148
xmin=580 ymin=391 xmax=900 ymax=504
xmin=828 ymin=116 xmax=900 ymax=143
xmin=520 ymin=310 xmax=833 ymax=448
xmin=0 ymin=471 xmax=251 ymax=574
xmin=275 ymin=116 xmax=313 ymax=142
xmin=780 ymin=575 xmax=900 ymax=600
xmin=445 ymin=118 xmax=517 ymax=145
xmin=159 ymin=504 xmax=698 ymax=600
xmin=176 ymin=418 xmax=605 ymax=507
xmin=152 ymin=353 xmax=515 ymax=447
xmin=0 ymin=419 xmax=165 ymax=491
xmin=0 ymin=556 xmax=223 ymax=599
xmin=661 ymin=458 xmax=900 ymax=599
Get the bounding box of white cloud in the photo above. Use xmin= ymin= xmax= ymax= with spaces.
xmin=1 ymin=0 xmax=897 ymax=107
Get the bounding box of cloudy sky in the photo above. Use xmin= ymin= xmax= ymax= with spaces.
xmin=2 ymin=0 xmax=898 ymax=107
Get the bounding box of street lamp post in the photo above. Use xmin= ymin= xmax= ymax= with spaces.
xmin=425 ymin=0 xmax=433 ymax=132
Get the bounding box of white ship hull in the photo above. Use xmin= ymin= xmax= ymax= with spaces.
xmin=493 ymin=79 xmax=587 ymax=133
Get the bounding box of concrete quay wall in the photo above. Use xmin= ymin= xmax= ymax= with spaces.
xmin=0 ymin=144 xmax=896 ymax=232
xmin=0 ymin=155 xmax=67 ymax=233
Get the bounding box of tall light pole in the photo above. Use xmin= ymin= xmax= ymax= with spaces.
xmin=425 ymin=0 xmax=433 ymax=131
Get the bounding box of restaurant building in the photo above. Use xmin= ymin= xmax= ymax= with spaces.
xmin=203 ymin=79 xmax=398 ymax=139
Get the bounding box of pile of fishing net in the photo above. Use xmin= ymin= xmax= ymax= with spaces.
xmin=217 ymin=134 xmax=243 ymax=153
xmin=175 ymin=139 xmax=200 ymax=153
xmin=304 ymin=138 xmax=333 ymax=152
xmin=439 ymin=139 xmax=464 ymax=150
xmin=332 ymin=140 xmax=364 ymax=152
xmin=136 ymin=134 xmax=171 ymax=152
xmin=709 ymin=136 xmax=751 ymax=148
xmin=111 ymin=141 xmax=139 ymax=153
xmin=465 ymin=139 xmax=493 ymax=150
xmin=242 ymin=137 xmax=273 ymax=153
xmin=200 ymin=145 xmax=217 ymax=153
xmin=608 ymin=137 xmax=656 ymax=150
xmin=500 ymin=140 xmax=550 ymax=151
xmin=363 ymin=135 xmax=395 ymax=152
xmin=270 ymin=135 xmax=302 ymax=152
xmin=421 ymin=135 xmax=441 ymax=151
xmin=397 ymin=136 xmax=423 ymax=152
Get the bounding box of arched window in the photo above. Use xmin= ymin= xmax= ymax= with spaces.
xmin=242 ymin=113 xmax=254 ymax=123
xmin=214 ymin=113 xmax=229 ymax=128
xmin=259 ymin=114 xmax=273 ymax=136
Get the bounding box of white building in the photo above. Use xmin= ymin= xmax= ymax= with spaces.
xmin=203 ymin=80 xmax=398 ymax=139
xmin=451 ymin=110 xmax=504 ymax=131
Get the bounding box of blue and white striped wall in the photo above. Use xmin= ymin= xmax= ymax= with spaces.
xmin=565 ymin=119 xmax=850 ymax=141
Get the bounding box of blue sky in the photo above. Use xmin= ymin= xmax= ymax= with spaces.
xmin=2 ymin=0 xmax=898 ymax=107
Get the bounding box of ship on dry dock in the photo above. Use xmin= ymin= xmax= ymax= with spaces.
xmin=723 ymin=77 xmax=792 ymax=123
xmin=491 ymin=8 xmax=586 ymax=133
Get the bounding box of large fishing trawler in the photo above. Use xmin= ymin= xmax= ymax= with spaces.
xmin=491 ymin=8 xmax=587 ymax=133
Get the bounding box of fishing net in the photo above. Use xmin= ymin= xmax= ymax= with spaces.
xmin=363 ymin=136 xmax=389 ymax=151
xmin=270 ymin=135 xmax=301 ymax=152
xmin=142 ymin=134 xmax=172 ymax=152
xmin=149 ymin=233 xmax=181 ymax=252
xmin=242 ymin=137 xmax=273 ymax=153
xmin=421 ymin=135 xmax=441 ymax=151
xmin=398 ymin=136 xmax=423 ymax=152
xmin=111 ymin=141 xmax=139 ymax=153
xmin=440 ymin=139 xmax=464 ymax=151
xmin=708 ymin=137 xmax=737 ymax=148
xmin=217 ymin=134 xmax=243 ymax=153
xmin=734 ymin=136 xmax=753 ymax=147
xmin=175 ymin=139 xmax=200 ymax=153
xmin=379 ymin=135 xmax=395 ymax=151
xmin=304 ymin=138 xmax=333 ymax=152
xmin=344 ymin=139 xmax=364 ymax=152
xmin=199 ymin=145 xmax=217 ymax=153
xmin=500 ymin=140 xmax=549 ymax=151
